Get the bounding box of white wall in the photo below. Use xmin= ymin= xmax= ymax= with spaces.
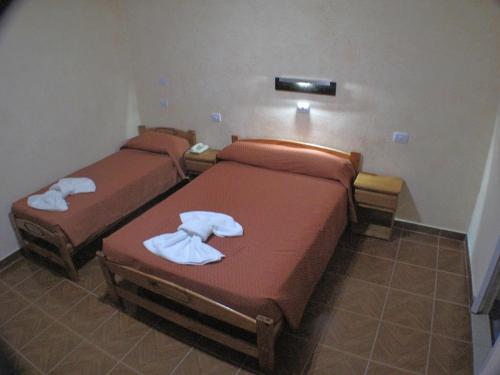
xmin=0 ymin=0 xmax=138 ymax=259
xmin=123 ymin=0 xmax=500 ymax=232
xmin=468 ymin=103 xmax=500 ymax=296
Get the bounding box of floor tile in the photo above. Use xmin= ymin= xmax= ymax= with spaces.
xmin=172 ymin=348 xmax=240 ymax=374
xmin=89 ymin=311 xmax=151 ymax=359
xmin=438 ymin=249 xmax=467 ymax=275
xmin=122 ymin=328 xmax=191 ymax=375
xmin=7 ymin=353 xmax=43 ymax=375
xmin=372 ymin=321 xmax=430 ymax=374
xmin=436 ymin=272 xmax=469 ymax=305
xmin=433 ymin=301 xmax=471 ymax=341
xmin=327 ymin=275 xmax=387 ymax=319
xmin=353 ymin=237 xmax=398 ymax=259
xmin=310 ymin=270 xmax=345 ymax=303
xmin=400 ymin=231 xmax=439 ymax=246
xmin=20 ymin=321 xmax=83 ymax=373
xmin=391 ymin=263 xmax=436 ymax=297
xmin=61 ymin=294 xmax=116 ymax=338
xmin=347 ymin=253 xmax=394 ymax=286
xmin=108 ymin=363 xmax=140 ymax=375
xmin=290 ymin=302 xmax=332 ymax=341
xmin=0 ymin=259 xmax=40 ymax=287
xmin=34 ymin=280 xmax=88 ymax=319
xmin=328 ymin=249 xmax=357 ymax=275
xmin=428 ymin=335 xmax=473 ymax=375
xmin=0 ymin=305 xmax=54 ymax=350
xmin=0 ymin=290 xmax=29 ymax=325
xmin=274 ymin=333 xmax=316 ymax=375
xmin=366 ymin=362 xmax=414 ymax=374
xmin=439 ymin=237 xmax=466 ymax=252
xmin=0 ymin=280 xmax=9 ymax=296
xmin=49 ymin=341 xmax=116 ymax=375
xmin=16 ymin=268 xmax=62 ymax=301
xmin=304 ymin=345 xmax=367 ymax=374
xmin=319 ymin=308 xmax=379 ymax=358
xmin=382 ymin=289 xmax=433 ymax=331
xmin=77 ymin=257 xmax=105 ymax=292
xmin=397 ymin=240 xmax=437 ymax=269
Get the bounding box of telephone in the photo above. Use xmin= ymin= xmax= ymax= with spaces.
xmin=190 ymin=142 xmax=209 ymax=154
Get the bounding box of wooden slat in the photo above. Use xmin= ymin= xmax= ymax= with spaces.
xmin=116 ymin=287 xmax=259 ymax=358
xmin=24 ymin=242 xmax=65 ymax=266
xmin=355 ymin=190 xmax=398 ymax=211
xmin=354 ymin=172 xmax=403 ymax=195
xmin=185 ymin=160 xmax=212 ymax=174
xmin=105 ymin=261 xmax=257 ymax=332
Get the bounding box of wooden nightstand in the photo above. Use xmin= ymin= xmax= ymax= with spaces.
xmin=184 ymin=149 xmax=219 ymax=176
xmin=352 ymin=172 xmax=404 ymax=240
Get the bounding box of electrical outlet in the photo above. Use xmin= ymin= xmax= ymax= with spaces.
xmin=393 ymin=132 xmax=409 ymax=144
xmin=210 ymin=112 xmax=222 ymax=123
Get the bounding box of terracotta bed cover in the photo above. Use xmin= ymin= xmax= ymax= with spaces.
xmin=13 ymin=133 xmax=189 ymax=247
xmin=103 ymin=142 xmax=355 ymax=328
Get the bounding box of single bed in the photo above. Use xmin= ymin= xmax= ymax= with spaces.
xmin=98 ymin=137 xmax=360 ymax=373
xmin=10 ymin=125 xmax=196 ymax=281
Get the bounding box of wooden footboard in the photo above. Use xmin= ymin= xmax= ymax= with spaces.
xmin=97 ymin=251 xmax=283 ymax=373
xmin=9 ymin=211 xmax=79 ymax=280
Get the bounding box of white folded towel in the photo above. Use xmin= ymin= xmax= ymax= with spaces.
xmin=50 ymin=177 xmax=96 ymax=198
xmin=28 ymin=177 xmax=96 ymax=212
xmin=144 ymin=211 xmax=243 ymax=265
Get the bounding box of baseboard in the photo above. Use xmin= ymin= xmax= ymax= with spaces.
xmin=0 ymin=248 xmax=22 ymax=271
xmin=394 ymin=219 xmax=466 ymax=240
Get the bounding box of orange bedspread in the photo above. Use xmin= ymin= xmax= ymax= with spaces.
xmin=13 ymin=149 xmax=179 ymax=247
xmin=103 ymin=161 xmax=348 ymax=328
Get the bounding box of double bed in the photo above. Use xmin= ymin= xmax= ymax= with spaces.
xmin=10 ymin=126 xmax=195 ymax=281
xmin=98 ymin=134 xmax=360 ymax=372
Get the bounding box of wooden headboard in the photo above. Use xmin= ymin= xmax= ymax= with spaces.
xmin=138 ymin=125 xmax=197 ymax=146
xmin=231 ymin=135 xmax=361 ymax=173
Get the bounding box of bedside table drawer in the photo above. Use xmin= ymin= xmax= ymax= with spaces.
xmin=355 ymin=190 xmax=398 ymax=211
xmin=185 ymin=160 xmax=212 ymax=173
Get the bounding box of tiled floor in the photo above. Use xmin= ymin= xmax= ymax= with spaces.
xmin=0 ymin=226 xmax=472 ymax=374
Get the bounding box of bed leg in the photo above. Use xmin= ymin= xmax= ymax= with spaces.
xmin=256 ymin=315 xmax=280 ymax=374
xmin=58 ymin=240 xmax=79 ymax=282
xmin=9 ymin=212 xmax=29 ymax=257
xmin=96 ymin=252 xmax=121 ymax=305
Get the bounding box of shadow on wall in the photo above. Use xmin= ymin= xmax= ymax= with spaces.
xmin=0 ymin=0 xmax=15 ymax=32
xmin=396 ymin=182 xmax=421 ymax=223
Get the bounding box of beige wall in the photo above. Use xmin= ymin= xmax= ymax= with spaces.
xmin=468 ymin=102 xmax=500 ymax=296
xmin=124 ymin=0 xmax=500 ymax=232
xmin=0 ymin=0 xmax=137 ymax=258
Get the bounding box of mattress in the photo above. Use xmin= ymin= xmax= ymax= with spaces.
xmin=103 ymin=160 xmax=348 ymax=328
xmin=13 ymin=149 xmax=179 ymax=247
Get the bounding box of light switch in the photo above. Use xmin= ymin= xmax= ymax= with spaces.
xmin=160 ymin=99 xmax=168 ymax=109
xmin=393 ymin=132 xmax=409 ymax=144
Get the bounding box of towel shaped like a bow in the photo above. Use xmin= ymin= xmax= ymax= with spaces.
xmin=27 ymin=177 xmax=96 ymax=212
xmin=143 ymin=211 xmax=243 ymax=265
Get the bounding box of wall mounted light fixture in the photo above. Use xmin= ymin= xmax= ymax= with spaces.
xmin=275 ymin=77 xmax=336 ymax=96
xmin=296 ymin=101 xmax=310 ymax=113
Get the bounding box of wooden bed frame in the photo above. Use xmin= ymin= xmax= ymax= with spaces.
xmin=9 ymin=125 xmax=196 ymax=282
xmin=97 ymin=135 xmax=361 ymax=373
